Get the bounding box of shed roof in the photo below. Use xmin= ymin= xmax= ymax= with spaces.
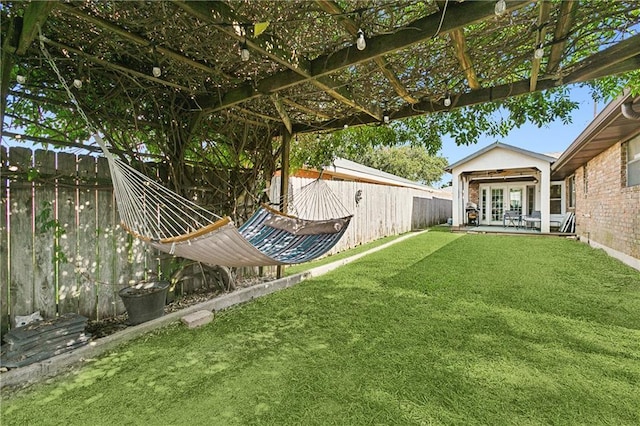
xmin=445 ymin=142 xmax=558 ymax=173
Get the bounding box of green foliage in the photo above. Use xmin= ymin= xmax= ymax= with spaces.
xmin=347 ymin=145 xmax=448 ymax=185
xmin=292 ymin=85 xmax=588 ymax=169
xmin=291 ymin=118 xmax=444 ymax=173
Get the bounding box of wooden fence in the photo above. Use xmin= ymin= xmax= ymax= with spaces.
xmin=1 ymin=146 xmax=163 ymax=335
xmin=273 ymin=177 xmax=452 ymax=255
xmin=1 ymin=146 xmax=451 ymax=335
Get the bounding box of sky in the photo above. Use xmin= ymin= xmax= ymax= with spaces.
xmin=437 ymin=84 xmax=601 ymax=184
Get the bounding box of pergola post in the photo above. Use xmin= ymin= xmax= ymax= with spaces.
xmin=276 ymin=128 xmax=291 ymax=278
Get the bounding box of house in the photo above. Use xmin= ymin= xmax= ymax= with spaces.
xmin=552 ymin=91 xmax=640 ymax=270
xmin=446 ymin=142 xmax=560 ymax=233
xmin=446 ymin=90 xmax=640 ymax=270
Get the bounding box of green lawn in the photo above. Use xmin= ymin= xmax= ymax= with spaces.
xmin=283 ymin=232 xmax=405 ymax=276
xmin=3 ymin=232 xmax=640 ymax=425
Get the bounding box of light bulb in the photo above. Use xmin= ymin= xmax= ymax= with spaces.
xmin=444 ymin=94 xmax=451 ymax=107
xmin=534 ymin=45 xmax=544 ymax=59
xmin=343 ymin=124 xmax=349 ymax=129
xmin=356 ymin=29 xmax=366 ymax=51
xmin=383 ymin=114 xmax=390 ymax=124
xmin=240 ymin=43 xmax=250 ymax=61
xmin=152 ymin=66 xmax=161 ymax=77
xmin=16 ymin=74 xmax=26 ymax=84
xmin=495 ymin=0 xmax=507 ymax=16
xmin=73 ymin=79 xmax=82 ymax=89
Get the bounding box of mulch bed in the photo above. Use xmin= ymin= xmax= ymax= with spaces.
xmin=86 ymin=276 xmax=273 ymax=338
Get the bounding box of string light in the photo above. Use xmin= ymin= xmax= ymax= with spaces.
xmin=16 ymin=75 xmax=26 ymax=84
xmin=151 ymin=44 xmax=161 ymax=77
xmin=240 ymin=41 xmax=250 ymax=61
xmin=534 ymin=43 xmax=544 ymax=59
xmin=73 ymin=78 xmax=82 ymax=89
xmin=356 ymin=29 xmax=366 ymax=51
xmin=343 ymin=124 xmax=349 ymax=129
xmin=444 ymin=93 xmax=451 ymax=107
xmin=494 ymin=0 xmax=507 ymax=16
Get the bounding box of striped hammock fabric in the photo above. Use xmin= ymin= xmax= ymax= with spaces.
xmin=144 ymin=206 xmax=351 ymax=267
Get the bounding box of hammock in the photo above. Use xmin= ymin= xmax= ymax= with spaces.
xmin=107 ymin=146 xmax=352 ymax=266
xmin=39 ymin=33 xmax=352 ymax=267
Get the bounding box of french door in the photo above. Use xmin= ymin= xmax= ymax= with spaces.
xmin=480 ymin=186 xmax=525 ymax=225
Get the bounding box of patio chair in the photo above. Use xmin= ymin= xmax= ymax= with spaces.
xmin=503 ymin=210 xmax=521 ymax=228
xmin=522 ymin=210 xmax=541 ymax=230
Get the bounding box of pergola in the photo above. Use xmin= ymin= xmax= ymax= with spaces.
xmin=2 ymin=0 xmax=640 ymax=210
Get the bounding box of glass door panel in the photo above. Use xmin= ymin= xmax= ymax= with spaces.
xmin=481 ymin=189 xmax=487 ymax=222
xmin=491 ymin=189 xmax=504 ymax=222
xmin=509 ymin=189 xmax=522 ymax=215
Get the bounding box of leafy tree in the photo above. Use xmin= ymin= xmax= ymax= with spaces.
xmin=345 ymin=145 xmax=448 ymax=186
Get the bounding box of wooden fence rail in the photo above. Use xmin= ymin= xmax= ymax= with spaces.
xmin=1 ymin=147 xmax=451 ymax=335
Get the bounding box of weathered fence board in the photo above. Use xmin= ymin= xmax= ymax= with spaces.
xmin=8 ymin=147 xmax=35 ymax=326
xmin=96 ymin=157 xmax=116 ymax=319
xmin=33 ymin=150 xmax=57 ymax=320
xmin=56 ymin=152 xmax=80 ymax=315
xmin=76 ymin=155 xmax=98 ymax=318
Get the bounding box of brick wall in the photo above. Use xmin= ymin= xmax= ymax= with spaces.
xmin=573 ymin=138 xmax=640 ymax=260
xmin=469 ymin=181 xmax=479 ymax=205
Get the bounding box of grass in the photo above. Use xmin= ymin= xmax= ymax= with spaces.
xmin=283 ymin=232 xmax=405 ymax=276
xmin=2 ymin=232 xmax=640 ymax=425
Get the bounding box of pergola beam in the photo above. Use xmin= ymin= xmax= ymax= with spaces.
xmin=546 ymin=1 xmax=578 ymax=75
xmin=292 ymin=33 xmax=640 ymax=134
xmin=316 ymin=0 xmax=419 ymax=104
xmin=281 ymin=98 xmax=331 ymax=120
xmin=449 ymin=29 xmax=481 ymax=90
xmin=41 ymin=37 xmax=193 ymax=92
xmin=2 ymin=2 xmax=55 ymax=131
xmin=174 ymin=0 xmax=382 ymax=120
xmin=16 ymin=1 xmax=55 ymax=55
xmin=436 ymin=1 xmax=480 ymax=91
xmin=530 ymin=1 xmax=552 ymax=91
xmin=272 ymin=96 xmax=293 ymax=135
xmin=195 ymin=0 xmax=531 ymax=113
xmin=55 ymin=3 xmax=233 ymax=81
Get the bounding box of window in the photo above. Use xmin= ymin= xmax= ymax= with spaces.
xmin=568 ymin=175 xmax=576 ymax=208
xmin=550 ymin=184 xmax=562 ymax=214
xmin=583 ymin=165 xmax=588 ymax=195
xmin=527 ymin=186 xmax=535 ymax=215
xmin=509 ymin=188 xmax=522 ymax=215
xmin=628 ymin=136 xmax=640 ymax=187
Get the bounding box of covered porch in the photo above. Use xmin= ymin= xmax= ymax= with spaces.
xmin=446 ymin=142 xmax=558 ymax=233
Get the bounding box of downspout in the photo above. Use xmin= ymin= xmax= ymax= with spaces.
xmin=621 ymin=102 xmax=640 ymax=120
